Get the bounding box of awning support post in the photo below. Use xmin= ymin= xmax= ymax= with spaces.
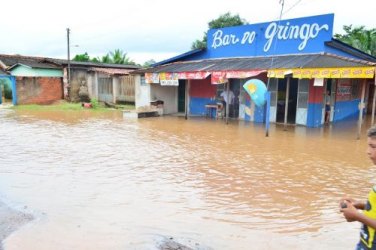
xmin=357 ymin=79 xmax=367 ymax=140
xmin=372 ymin=75 xmax=376 ymax=126
xmin=265 ymin=91 xmax=271 ymax=137
xmin=225 ymin=82 xmax=230 ymax=125
xmin=284 ymin=77 xmax=290 ymax=130
xmin=185 ymin=80 xmax=190 ymax=120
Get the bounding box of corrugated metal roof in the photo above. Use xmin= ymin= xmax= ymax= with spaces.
xmin=49 ymin=58 xmax=140 ymax=69
xmin=0 ymin=54 xmax=60 ymax=69
xmin=134 ymin=53 xmax=376 ymax=74
xmin=0 ymin=54 xmax=141 ymax=70
xmin=89 ymin=67 xmax=133 ymax=75
xmin=152 ymin=48 xmax=205 ymax=66
xmin=326 ymin=39 xmax=376 ymax=62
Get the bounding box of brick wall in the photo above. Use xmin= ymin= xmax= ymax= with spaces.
xmin=16 ymin=77 xmax=63 ymax=104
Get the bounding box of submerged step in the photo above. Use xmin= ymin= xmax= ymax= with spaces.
xmin=123 ymin=110 xmax=159 ymax=119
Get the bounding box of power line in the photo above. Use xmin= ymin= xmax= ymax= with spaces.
xmin=265 ymin=0 xmax=286 ymax=137
xmin=267 ymin=0 xmax=285 ymax=86
xmin=67 ymin=28 xmax=71 ymax=87
xmin=267 ymin=0 xmax=305 ymax=74
xmin=282 ymin=0 xmax=304 ymax=16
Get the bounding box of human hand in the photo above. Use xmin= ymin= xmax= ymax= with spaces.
xmin=339 ymin=197 xmax=364 ymax=210
xmin=340 ymin=197 xmax=355 ymax=203
xmin=340 ymin=201 xmax=359 ymax=222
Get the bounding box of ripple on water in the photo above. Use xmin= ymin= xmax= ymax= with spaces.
xmin=0 ymin=111 xmax=370 ymax=249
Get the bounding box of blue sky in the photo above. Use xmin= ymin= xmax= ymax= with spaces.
xmin=1 ymin=0 xmax=375 ymax=64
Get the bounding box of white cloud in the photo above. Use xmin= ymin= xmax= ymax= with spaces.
xmin=1 ymin=0 xmax=375 ymax=64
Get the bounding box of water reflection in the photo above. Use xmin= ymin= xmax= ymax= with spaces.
xmin=0 ymin=109 xmax=373 ymax=249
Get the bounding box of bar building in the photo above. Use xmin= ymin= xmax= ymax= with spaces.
xmin=133 ymin=13 xmax=376 ymax=127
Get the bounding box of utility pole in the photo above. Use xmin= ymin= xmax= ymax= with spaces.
xmin=66 ymin=28 xmax=71 ymax=99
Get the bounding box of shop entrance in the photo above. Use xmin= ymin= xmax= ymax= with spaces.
xmin=216 ymin=80 xmax=240 ymax=119
xmin=229 ymin=80 xmax=240 ymax=118
xmin=322 ymin=79 xmax=336 ymax=124
xmin=178 ymin=80 xmax=186 ymax=112
xmin=276 ymin=78 xmax=298 ymax=124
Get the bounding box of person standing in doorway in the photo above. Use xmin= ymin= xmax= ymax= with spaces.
xmin=220 ymin=89 xmax=234 ymax=117
xmin=324 ymin=90 xmax=331 ymax=124
xmin=340 ymin=126 xmax=376 ymax=250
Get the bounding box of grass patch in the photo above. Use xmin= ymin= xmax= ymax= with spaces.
xmin=13 ymin=103 xmax=83 ymax=111
xmin=11 ymin=101 xmax=135 ymax=112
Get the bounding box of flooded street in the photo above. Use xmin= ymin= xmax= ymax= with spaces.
xmin=0 ymin=108 xmax=374 ymax=249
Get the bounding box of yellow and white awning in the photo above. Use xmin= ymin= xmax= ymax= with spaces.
xmin=267 ymin=67 xmax=375 ymax=79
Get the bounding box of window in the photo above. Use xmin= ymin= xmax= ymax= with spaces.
xmin=141 ymin=76 xmax=146 ymax=86
xmin=297 ymin=79 xmax=309 ymax=109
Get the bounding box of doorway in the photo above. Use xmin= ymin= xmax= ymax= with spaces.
xmin=178 ymin=80 xmax=186 ymax=112
xmin=322 ymin=79 xmax=336 ymax=124
xmin=0 ymin=76 xmax=16 ymax=105
xmin=229 ymin=79 xmax=240 ymax=118
xmin=216 ymin=80 xmax=240 ymax=119
xmin=276 ymin=78 xmax=298 ymax=124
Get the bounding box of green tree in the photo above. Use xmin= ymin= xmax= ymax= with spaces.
xmin=72 ymin=52 xmax=91 ymax=62
xmin=191 ymin=12 xmax=248 ymax=50
xmin=94 ymin=54 xmax=112 ymax=64
xmin=143 ymin=59 xmax=156 ymax=68
xmin=110 ymin=49 xmax=126 ymax=64
xmin=334 ymin=25 xmax=376 ymax=56
xmin=72 ymin=50 xmax=139 ymax=65
xmin=91 ymin=57 xmax=100 ymax=63
xmin=109 ymin=49 xmax=136 ymax=65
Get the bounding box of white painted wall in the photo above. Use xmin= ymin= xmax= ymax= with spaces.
xmin=134 ymin=75 xmax=151 ymax=109
xmin=269 ymin=106 xmax=277 ymax=122
xmin=134 ymin=74 xmax=178 ymax=114
xmin=151 ymin=84 xmax=178 ymax=114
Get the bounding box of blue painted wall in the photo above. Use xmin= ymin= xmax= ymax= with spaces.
xmin=306 ymin=99 xmax=361 ymax=127
xmin=206 ymin=13 xmax=333 ymax=58
xmin=188 ymin=78 xmax=217 ymax=116
xmin=333 ymin=99 xmax=360 ymax=121
xmin=307 ymin=103 xmax=323 ymax=127
xmin=158 ymin=13 xmax=374 ymax=67
xmin=190 ymin=97 xmax=212 ymax=116
xmin=168 ymin=14 xmax=334 ymax=62
xmin=11 ymin=76 xmax=17 ymax=105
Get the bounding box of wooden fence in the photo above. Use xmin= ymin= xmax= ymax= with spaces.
xmin=117 ymin=75 xmax=135 ymax=103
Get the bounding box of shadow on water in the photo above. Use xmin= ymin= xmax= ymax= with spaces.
xmin=0 ymin=109 xmax=374 ymax=249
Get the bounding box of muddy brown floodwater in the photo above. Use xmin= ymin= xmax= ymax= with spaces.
xmin=0 ymin=108 xmax=374 ymax=249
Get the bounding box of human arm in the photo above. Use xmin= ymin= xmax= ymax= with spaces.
xmin=339 ymin=197 xmax=366 ymax=210
xmin=354 ymin=200 xmax=366 ymax=210
xmin=341 ymin=202 xmax=376 ymax=229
